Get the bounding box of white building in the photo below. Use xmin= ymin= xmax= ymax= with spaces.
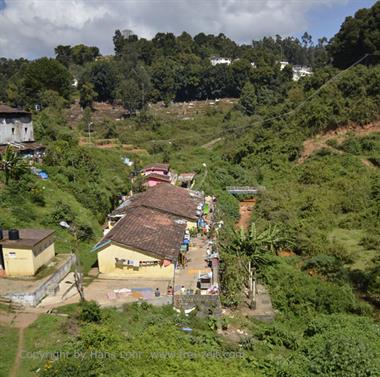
xmin=210 ymin=57 xmax=232 ymax=66
xmin=0 ymin=105 xmax=33 ymax=145
xmin=278 ymin=61 xmax=312 ymax=81
xmin=292 ymin=65 xmax=313 ymax=81
xmin=279 ymin=61 xmax=290 ymax=70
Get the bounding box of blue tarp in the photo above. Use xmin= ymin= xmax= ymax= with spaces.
xmin=38 ymin=171 xmax=48 ymax=180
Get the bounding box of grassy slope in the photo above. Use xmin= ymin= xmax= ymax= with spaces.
xmin=0 ymin=145 xmax=131 ymax=274
xmin=19 ymin=315 xmax=70 ymax=377
xmin=0 ymin=325 xmax=19 ymax=377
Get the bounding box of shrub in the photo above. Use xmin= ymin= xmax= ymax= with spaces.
xmin=79 ymin=301 xmax=102 ymax=323
xmin=48 ymin=200 xmax=76 ymax=225
xmin=360 ymin=234 xmax=380 ymax=250
xmin=29 ymin=186 xmax=46 ymax=206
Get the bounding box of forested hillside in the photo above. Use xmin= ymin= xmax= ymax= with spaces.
xmin=1 ymin=1 xmax=380 ymax=377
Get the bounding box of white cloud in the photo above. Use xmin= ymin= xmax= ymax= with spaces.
xmin=0 ymin=0 xmax=346 ymax=58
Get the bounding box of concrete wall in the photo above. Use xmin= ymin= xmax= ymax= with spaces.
xmin=3 ymin=247 xmax=35 ymax=276
xmin=174 ymin=294 xmax=222 ymax=316
xmin=0 ymin=116 xmax=34 ymax=144
xmin=33 ymin=239 xmax=55 ymax=273
xmin=98 ymin=243 xmax=175 ymax=279
xmin=5 ymin=254 xmax=76 ymax=307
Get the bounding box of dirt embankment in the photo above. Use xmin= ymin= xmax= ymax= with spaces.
xmin=237 ymin=199 xmax=256 ymax=231
xmin=298 ymin=121 xmax=380 ymax=164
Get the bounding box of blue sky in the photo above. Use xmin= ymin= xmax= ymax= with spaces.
xmin=303 ymin=0 xmax=377 ymax=40
xmin=0 ymin=0 xmax=377 ymax=58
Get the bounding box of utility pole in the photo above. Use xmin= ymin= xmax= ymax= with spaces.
xmin=248 ymin=260 xmax=256 ymax=310
xmin=142 ymin=82 xmax=145 ymax=109
xmin=59 ymin=222 xmax=85 ymax=302
xmin=73 ymin=230 xmax=85 ymax=302
xmin=88 ymin=121 xmax=93 ymax=145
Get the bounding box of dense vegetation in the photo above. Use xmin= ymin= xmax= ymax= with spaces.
xmin=0 ymin=1 xmax=380 ymax=376
xmin=1 ymin=3 xmax=379 ymax=112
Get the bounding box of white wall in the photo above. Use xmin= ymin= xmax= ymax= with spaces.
xmin=0 ymin=116 xmax=34 ymax=144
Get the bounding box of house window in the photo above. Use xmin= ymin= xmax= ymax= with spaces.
xmin=25 ymin=127 xmax=28 ymax=134
xmin=12 ymin=128 xmax=15 ymax=135
xmin=8 ymin=252 xmax=16 ymax=258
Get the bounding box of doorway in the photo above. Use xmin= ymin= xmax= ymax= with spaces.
xmin=0 ymin=245 xmax=5 ymax=275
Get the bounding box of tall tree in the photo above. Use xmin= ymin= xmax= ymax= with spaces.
xmin=55 ymin=45 xmax=72 ymax=67
xmin=79 ymin=82 xmax=97 ymax=109
xmin=328 ymin=2 xmax=380 ymax=68
xmin=21 ymin=58 xmax=72 ymax=105
xmin=239 ymin=81 xmax=257 ymax=116
xmin=117 ymin=79 xmax=142 ymax=113
xmin=81 ymin=61 xmax=117 ymax=102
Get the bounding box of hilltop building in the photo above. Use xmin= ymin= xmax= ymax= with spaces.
xmin=210 ymin=57 xmax=232 ymax=66
xmin=292 ymin=65 xmax=313 ymax=81
xmin=0 ymin=104 xmax=44 ymax=157
xmin=278 ymin=61 xmax=313 ymax=81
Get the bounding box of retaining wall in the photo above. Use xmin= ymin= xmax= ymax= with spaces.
xmin=5 ymin=255 xmax=76 ymax=307
xmin=174 ymin=294 xmax=221 ymax=316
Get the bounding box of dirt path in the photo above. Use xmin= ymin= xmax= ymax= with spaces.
xmin=9 ymin=328 xmax=25 ymax=377
xmin=237 ymin=199 xmax=256 ymax=231
xmin=298 ymin=121 xmax=380 ymax=163
xmin=201 ymin=137 xmax=223 ymax=149
xmin=0 ymin=311 xmax=40 ymax=377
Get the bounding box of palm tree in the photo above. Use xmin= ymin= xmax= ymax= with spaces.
xmin=0 ymin=146 xmax=25 ymax=185
xmin=224 ymin=223 xmax=293 ymax=308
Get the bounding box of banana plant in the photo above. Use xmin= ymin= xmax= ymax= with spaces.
xmin=0 ymin=146 xmax=26 ymax=185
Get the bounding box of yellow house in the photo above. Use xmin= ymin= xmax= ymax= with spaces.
xmin=94 ymin=206 xmax=186 ymax=279
xmin=0 ymin=229 xmax=55 ymax=277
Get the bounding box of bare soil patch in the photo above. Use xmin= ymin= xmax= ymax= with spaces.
xmin=299 ymin=121 xmax=380 ymax=163
xmin=237 ymin=199 xmax=256 ymax=231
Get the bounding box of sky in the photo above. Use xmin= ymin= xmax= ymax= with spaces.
xmin=0 ymin=0 xmax=377 ymax=59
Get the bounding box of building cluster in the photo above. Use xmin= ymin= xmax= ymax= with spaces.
xmin=210 ymin=57 xmax=312 ymax=81
xmin=279 ymin=61 xmax=313 ymax=81
xmin=210 ymin=56 xmax=256 ymax=67
xmin=0 ymin=104 xmax=44 ymax=158
xmin=141 ymin=163 xmax=196 ymax=188
xmin=95 ymin=182 xmax=213 ymax=281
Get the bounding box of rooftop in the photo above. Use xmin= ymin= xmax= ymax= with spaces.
xmin=142 ymin=163 xmax=170 ymax=172
xmin=0 ymin=229 xmax=55 ymax=249
xmin=131 ymin=183 xmax=203 ymax=220
xmin=177 ymin=172 xmax=196 ymax=182
xmin=0 ymin=142 xmax=44 ymax=153
xmin=108 ymin=193 xmax=144 ymax=218
xmin=144 ymin=173 xmax=171 ymax=182
xmin=98 ymin=206 xmax=186 ymax=261
xmin=0 ymin=104 xmax=30 ymax=115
